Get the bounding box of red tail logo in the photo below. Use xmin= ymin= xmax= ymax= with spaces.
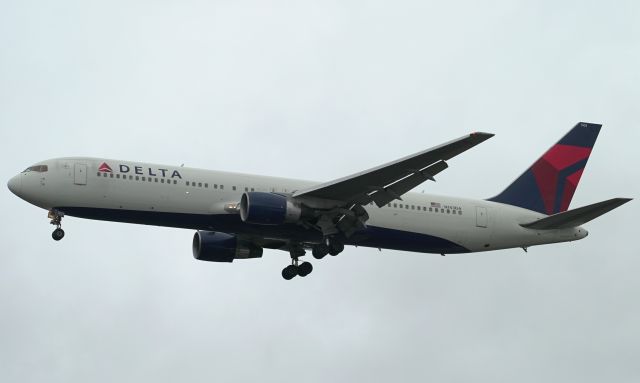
xmin=531 ymin=144 xmax=592 ymax=214
xmin=488 ymin=122 xmax=601 ymax=215
xmin=98 ymin=162 xmax=112 ymax=173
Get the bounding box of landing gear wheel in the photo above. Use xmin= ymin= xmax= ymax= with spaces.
xmin=52 ymin=228 xmax=65 ymax=241
xmin=297 ymin=262 xmax=313 ymax=277
xmin=284 ymin=243 xmax=314 ymax=280
xmin=328 ymin=242 xmax=344 ymax=256
xmin=312 ymin=244 xmax=329 ymax=259
xmin=282 ymin=265 xmax=298 ymax=280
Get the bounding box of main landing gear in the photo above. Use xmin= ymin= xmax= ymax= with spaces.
xmin=311 ymin=237 xmax=344 ymax=259
xmin=282 ymin=247 xmax=313 ymax=280
xmin=281 ymin=238 xmax=345 ymax=280
xmin=48 ymin=209 xmax=65 ymax=241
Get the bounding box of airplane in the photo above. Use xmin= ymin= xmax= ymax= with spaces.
xmin=7 ymin=122 xmax=631 ymax=280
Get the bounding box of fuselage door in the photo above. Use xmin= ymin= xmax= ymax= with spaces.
xmin=476 ymin=206 xmax=488 ymax=228
xmin=74 ymin=163 xmax=87 ymax=185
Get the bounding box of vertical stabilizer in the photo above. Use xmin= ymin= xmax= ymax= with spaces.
xmin=488 ymin=122 xmax=601 ymax=215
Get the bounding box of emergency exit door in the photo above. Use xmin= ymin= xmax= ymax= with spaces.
xmin=74 ymin=163 xmax=87 ymax=185
xmin=476 ymin=206 xmax=488 ymax=228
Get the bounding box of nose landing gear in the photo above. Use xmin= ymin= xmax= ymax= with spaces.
xmin=48 ymin=209 xmax=65 ymax=241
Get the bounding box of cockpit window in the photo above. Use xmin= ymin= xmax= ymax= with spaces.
xmin=22 ymin=165 xmax=48 ymax=173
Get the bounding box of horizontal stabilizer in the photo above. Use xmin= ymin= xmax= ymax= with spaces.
xmin=521 ymin=198 xmax=632 ymax=230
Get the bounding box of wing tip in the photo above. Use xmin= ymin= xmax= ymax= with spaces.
xmin=470 ymin=132 xmax=495 ymax=141
xmin=605 ymin=197 xmax=633 ymax=204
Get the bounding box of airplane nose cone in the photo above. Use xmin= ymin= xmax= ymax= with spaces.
xmin=7 ymin=174 xmax=21 ymax=195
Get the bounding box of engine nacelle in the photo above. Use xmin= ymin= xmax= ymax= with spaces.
xmin=239 ymin=192 xmax=302 ymax=225
xmin=192 ymin=231 xmax=263 ymax=262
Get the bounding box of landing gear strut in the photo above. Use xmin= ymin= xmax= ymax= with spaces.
xmin=48 ymin=209 xmax=65 ymax=241
xmin=282 ymin=247 xmax=313 ymax=280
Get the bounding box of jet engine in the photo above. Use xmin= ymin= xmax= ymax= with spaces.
xmin=192 ymin=231 xmax=263 ymax=262
xmin=239 ymin=192 xmax=304 ymax=225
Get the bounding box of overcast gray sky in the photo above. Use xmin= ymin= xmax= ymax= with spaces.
xmin=1 ymin=1 xmax=639 ymax=382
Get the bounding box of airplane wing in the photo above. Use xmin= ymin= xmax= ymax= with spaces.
xmin=293 ymin=132 xmax=494 ymax=207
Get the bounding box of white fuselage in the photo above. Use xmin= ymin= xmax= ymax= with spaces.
xmin=8 ymin=157 xmax=588 ymax=254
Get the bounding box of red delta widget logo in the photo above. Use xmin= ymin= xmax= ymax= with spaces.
xmin=98 ymin=162 xmax=112 ymax=173
xmin=98 ymin=162 xmax=182 ymax=179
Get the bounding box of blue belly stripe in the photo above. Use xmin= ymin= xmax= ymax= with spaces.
xmin=57 ymin=207 xmax=469 ymax=254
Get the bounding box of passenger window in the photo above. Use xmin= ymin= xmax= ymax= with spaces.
xmin=135 ymin=176 xmax=139 ymax=181
xmin=406 ymin=205 xmax=409 ymax=209
xmin=110 ymin=173 xmax=114 ymax=178
xmin=154 ymin=178 xmax=158 ymax=182
xmin=129 ymin=175 xmax=133 ymax=180
xmin=441 ymin=209 xmax=444 ymax=213
xmin=399 ymin=204 xmax=403 ymax=208
xmin=161 ymin=179 xmax=165 ymax=183
xmin=148 ymin=178 xmax=152 ymax=182
xmin=429 ymin=207 xmax=432 ymax=212
xmin=393 ymin=203 xmax=397 ymax=208
xmin=142 ymin=177 xmax=146 ymax=181
xmin=116 ymin=174 xmax=120 ymax=179
xmin=103 ymin=173 xmax=107 ymax=177
xmin=411 ymin=205 xmax=415 ymax=210
xmin=198 ymin=182 xmax=202 ymax=187
xmin=186 ymin=181 xmax=190 ymax=186
xmin=173 ymin=180 xmax=177 ymax=184
xmin=251 ymin=188 xmax=255 ymax=192
xmin=96 ymin=172 xmax=101 ymax=176
xmin=220 ymin=185 xmax=224 ymax=190
xmin=232 ymin=186 xmax=236 ymax=191
xmin=214 ymin=184 xmax=218 ymax=189
xmin=205 ymin=183 xmax=208 ymax=188
xmin=447 ymin=209 xmax=450 ymax=214
xmin=458 ymin=211 xmax=462 ymax=215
